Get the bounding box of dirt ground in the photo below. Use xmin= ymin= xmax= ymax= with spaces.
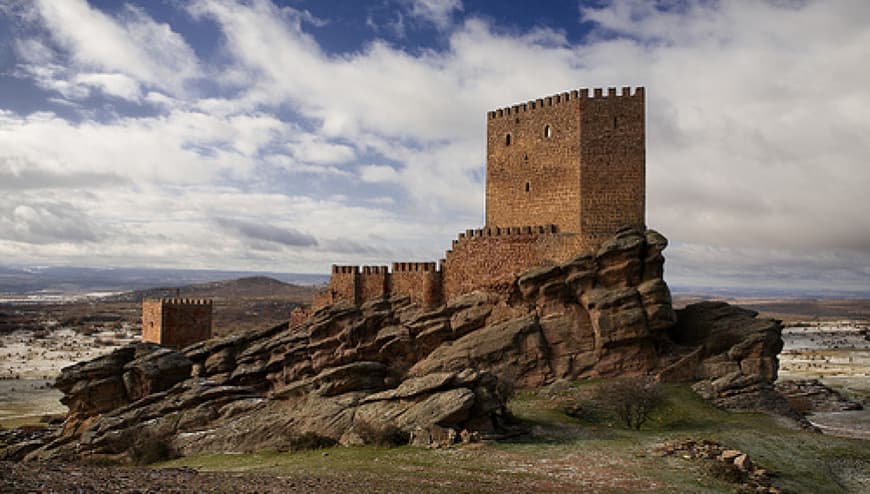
xmin=0 ymin=462 xmax=398 ymax=494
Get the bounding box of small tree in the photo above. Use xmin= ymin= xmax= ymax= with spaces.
xmin=598 ymin=377 xmax=663 ymax=430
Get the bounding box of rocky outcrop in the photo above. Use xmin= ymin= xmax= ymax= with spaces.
xmin=661 ymin=302 xmax=783 ymax=407
xmin=775 ymin=379 xmax=863 ymax=413
xmin=54 ymin=343 xmax=192 ymax=437
xmin=32 ymin=227 xmax=794 ymax=462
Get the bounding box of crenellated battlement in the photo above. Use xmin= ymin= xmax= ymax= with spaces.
xmin=362 ymin=265 xmax=388 ymax=275
xmin=159 ymin=298 xmax=213 ymax=306
xmin=332 ymin=265 xmax=360 ymax=274
xmin=487 ymin=86 xmax=643 ymax=119
xmin=391 ymin=261 xmax=438 ymax=273
xmin=452 ymin=224 xmax=558 ymax=246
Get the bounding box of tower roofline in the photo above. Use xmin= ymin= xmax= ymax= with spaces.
xmin=487 ymin=86 xmax=644 ymax=119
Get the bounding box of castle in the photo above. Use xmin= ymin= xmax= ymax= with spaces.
xmin=313 ymin=86 xmax=645 ymax=309
xmin=141 ymin=298 xmax=213 ymax=349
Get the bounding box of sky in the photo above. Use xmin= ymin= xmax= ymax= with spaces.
xmin=0 ymin=0 xmax=869 ymax=295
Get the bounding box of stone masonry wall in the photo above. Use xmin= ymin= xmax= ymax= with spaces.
xmin=141 ymin=299 xmax=163 ymax=343
xmin=486 ymin=92 xmax=582 ymax=233
xmin=580 ymin=88 xmax=645 ymax=239
xmin=329 ymin=266 xmax=359 ymax=305
xmin=441 ymin=226 xmax=586 ymax=301
xmin=391 ymin=262 xmax=441 ymax=307
xmin=359 ymin=266 xmax=390 ymax=302
xmin=141 ymin=298 xmax=213 ymax=350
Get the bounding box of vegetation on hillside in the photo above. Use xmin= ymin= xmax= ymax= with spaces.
xmin=159 ymin=381 xmax=870 ymax=493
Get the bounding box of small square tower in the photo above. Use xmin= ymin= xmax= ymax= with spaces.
xmin=485 ymin=87 xmax=645 ymax=243
xmin=141 ymin=298 xmax=213 ymax=349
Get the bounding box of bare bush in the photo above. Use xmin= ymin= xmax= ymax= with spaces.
xmin=596 ymin=377 xmax=663 ymax=430
xmin=276 ymin=431 xmax=338 ymax=453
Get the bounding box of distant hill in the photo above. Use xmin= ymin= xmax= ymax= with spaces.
xmin=106 ymin=276 xmax=317 ymax=304
xmin=0 ymin=265 xmax=328 ymax=296
xmin=673 ymin=294 xmax=870 ymax=322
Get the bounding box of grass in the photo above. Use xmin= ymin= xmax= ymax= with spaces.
xmin=0 ymin=415 xmax=45 ymax=428
xmin=158 ymin=381 xmax=870 ymax=493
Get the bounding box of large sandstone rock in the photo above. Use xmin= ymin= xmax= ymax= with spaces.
xmin=35 ymin=227 xmax=796 ymax=462
xmin=657 ymin=302 xmax=807 ymax=424
xmin=54 ymin=343 xmax=191 ymax=437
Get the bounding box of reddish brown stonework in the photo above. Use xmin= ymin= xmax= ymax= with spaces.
xmin=359 ymin=265 xmax=390 ymax=301
xmin=441 ymin=226 xmax=587 ymax=301
xmin=289 ymin=306 xmax=311 ymax=328
xmin=391 ymin=262 xmax=441 ymax=306
xmin=141 ymin=298 xmax=213 ymax=349
xmin=312 ymin=86 xmax=646 ymax=310
xmin=486 ymin=87 xmax=644 ymax=239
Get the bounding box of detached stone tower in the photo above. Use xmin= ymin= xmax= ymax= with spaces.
xmin=141 ymin=298 xmax=213 ymax=349
xmin=486 ymin=87 xmax=645 ymax=241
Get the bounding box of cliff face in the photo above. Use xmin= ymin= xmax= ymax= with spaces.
xmin=30 ymin=227 xmax=790 ymax=463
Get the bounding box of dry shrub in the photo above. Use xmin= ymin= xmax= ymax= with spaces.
xmin=596 ymin=377 xmax=663 ymax=430
xmin=276 ymin=431 xmax=338 ymax=453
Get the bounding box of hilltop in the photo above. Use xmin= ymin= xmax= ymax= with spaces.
xmin=106 ymin=276 xmax=316 ymax=304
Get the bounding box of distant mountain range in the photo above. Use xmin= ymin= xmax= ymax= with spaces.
xmin=669 ymin=284 xmax=870 ymax=299
xmin=0 ymin=265 xmax=328 ymax=296
xmin=0 ymin=265 xmax=866 ymax=300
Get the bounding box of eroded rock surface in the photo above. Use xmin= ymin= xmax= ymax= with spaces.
xmin=31 ymin=228 xmax=797 ymax=462
xmin=776 ymin=379 xmax=863 ymax=413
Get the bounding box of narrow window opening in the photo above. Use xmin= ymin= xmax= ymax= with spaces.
xmin=505 ymin=133 xmax=511 ymax=146
xmin=544 ymin=125 xmax=552 ymax=138
xmin=613 ymin=117 xmax=618 ymax=129
xmin=523 ymin=152 xmax=528 ymax=163
xmin=515 ymin=118 xmax=520 ymax=124
xmin=525 ymin=182 xmax=530 ymax=192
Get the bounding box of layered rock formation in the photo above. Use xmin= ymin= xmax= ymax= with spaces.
xmin=30 ymin=227 xmax=795 ymax=462
xmin=775 ymin=379 xmax=863 ymax=413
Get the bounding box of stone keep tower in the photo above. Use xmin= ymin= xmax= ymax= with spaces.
xmin=485 ymin=87 xmax=645 ymax=243
xmin=141 ymin=298 xmax=213 ymax=349
xmin=313 ymin=86 xmax=647 ymax=310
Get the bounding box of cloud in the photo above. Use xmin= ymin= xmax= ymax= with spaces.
xmin=0 ymin=109 xmax=292 ymax=184
xmin=405 ymin=0 xmax=462 ymax=29
xmin=286 ymin=134 xmax=356 ymax=165
xmin=0 ymin=200 xmax=100 ymax=244
xmin=359 ymin=164 xmax=401 ymax=183
xmin=215 ymin=217 xmax=318 ymax=248
xmin=665 ymin=241 xmax=870 ymax=294
xmin=0 ymin=157 xmax=126 ymax=190
xmin=8 ymin=0 xmax=201 ymax=105
xmin=74 ymin=73 xmax=142 ymax=101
